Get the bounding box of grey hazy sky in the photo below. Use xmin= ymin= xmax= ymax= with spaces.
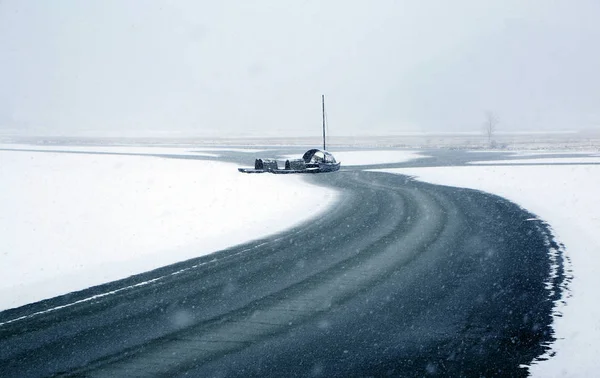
xmin=1 ymin=1 xmax=599 ymax=137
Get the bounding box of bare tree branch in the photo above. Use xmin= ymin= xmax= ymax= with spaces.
xmin=483 ymin=111 xmax=499 ymax=146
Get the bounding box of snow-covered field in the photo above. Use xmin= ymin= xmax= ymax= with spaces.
xmin=0 ymin=148 xmax=338 ymax=311
xmin=377 ymin=157 xmax=600 ymax=377
xmin=280 ymin=150 xmax=427 ymax=166
xmin=0 ymin=144 xmax=268 ymax=156
xmin=470 ymin=157 xmax=600 ymax=164
xmin=331 ymin=150 xmax=427 ymax=166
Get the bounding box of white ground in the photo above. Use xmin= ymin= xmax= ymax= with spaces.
xmin=0 ymin=148 xmax=338 ymax=311
xmin=0 ymin=144 xmax=268 ymax=156
xmin=377 ymin=158 xmax=600 ymax=377
xmin=508 ymin=151 xmax=600 ymax=157
xmin=470 ymin=157 xmax=600 ymax=164
xmin=280 ymin=150 xmax=427 ymax=166
xmin=467 ymin=150 xmax=599 ymax=156
xmin=332 ymin=150 xmax=427 ymax=166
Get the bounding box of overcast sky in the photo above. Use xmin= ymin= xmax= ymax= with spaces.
xmin=1 ymin=1 xmax=600 ymax=137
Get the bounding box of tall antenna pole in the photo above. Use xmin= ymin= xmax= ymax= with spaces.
xmin=322 ymin=94 xmax=326 ymax=150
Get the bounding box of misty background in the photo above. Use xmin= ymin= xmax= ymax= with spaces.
xmin=1 ymin=0 xmax=599 ymax=138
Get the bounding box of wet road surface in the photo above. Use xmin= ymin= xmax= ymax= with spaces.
xmin=0 ymin=151 xmax=566 ymax=377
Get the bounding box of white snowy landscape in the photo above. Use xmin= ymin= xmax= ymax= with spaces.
xmin=3 ymin=1 xmax=600 ymax=375
xmin=1 ymin=144 xmax=599 ymax=376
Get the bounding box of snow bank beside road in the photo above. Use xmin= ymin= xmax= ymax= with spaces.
xmin=509 ymin=151 xmax=599 ymax=157
xmin=377 ymin=162 xmax=600 ymax=377
xmin=0 ymin=150 xmax=338 ymax=311
xmin=0 ymin=144 xmax=268 ymax=156
xmin=0 ymin=144 xmax=220 ymax=157
xmin=470 ymin=157 xmax=600 ymax=165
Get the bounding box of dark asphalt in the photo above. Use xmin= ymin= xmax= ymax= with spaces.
xmin=0 ymin=150 xmax=566 ymax=377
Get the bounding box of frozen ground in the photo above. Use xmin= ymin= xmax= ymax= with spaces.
xmin=0 ymin=144 xmax=268 ymax=156
xmin=0 ymin=148 xmax=338 ymax=311
xmin=280 ymin=150 xmax=427 ymax=166
xmin=470 ymin=157 xmax=600 ymax=164
xmin=508 ymin=151 xmax=600 ymax=157
xmin=377 ymin=157 xmax=600 ymax=377
xmin=329 ymin=150 xmax=427 ymax=166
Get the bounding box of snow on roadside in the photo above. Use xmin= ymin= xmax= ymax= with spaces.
xmin=189 ymin=147 xmax=266 ymax=153
xmin=0 ymin=144 xmax=221 ymax=157
xmin=470 ymin=157 xmax=600 ymax=165
xmin=376 ymin=162 xmax=600 ymax=377
xmin=508 ymin=151 xmax=599 ymax=157
xmin=0 ymin=150 xmax=339 ymax=311
xmin=466 ymin=150 xmax=598 ymax=156
xmin=279 ymin=150 xmax=427 ymax=166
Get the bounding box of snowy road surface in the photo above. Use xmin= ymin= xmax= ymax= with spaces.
xmin=0 ymin=147 xmax=565 ymax=377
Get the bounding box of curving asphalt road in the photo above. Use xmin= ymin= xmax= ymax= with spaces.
xmin=0 ymin=163 xmax=564 ymax=377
